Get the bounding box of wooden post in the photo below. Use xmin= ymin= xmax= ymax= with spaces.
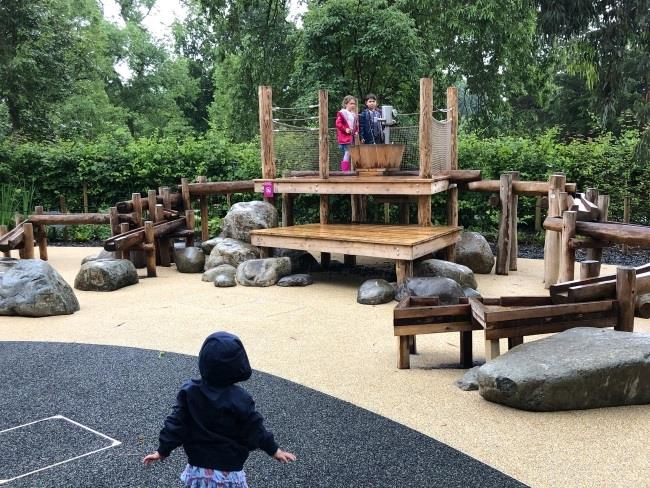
xmin=623 ymin=195 xmax=630 ymax=254
xmin=181 ymin=178 xmax=191 ymax=211
xmin=185 ymin=209 xmax=195 ymax=247
xmin=544 ymin=173 xmax=566 ymax=288
xmin=144 ymin=221 xmax=157 ymax=277
xmin=615 ymin=266 xmax=636 ymax=332
xmin=496 ymin=173 xmax=513 ymax=275
xmin=485 ymin=339 xmax=500 ymax=361
xmin=0 ymin=225 xmax=10 ymax=257
xmin=22 ymin=222 xmax=35 ymax=259
xmin=460 ymin=331 xmax=473 ymax=368
xmin=161 ymin=187 xmax=171 ymax=210
xmin=399 ymin=202 xmax=410 ymax=224
xmin=226 ymin=193 xmax=232 ymax=208
xmin=109 ymin=207 xmax=120 ymax=236
xmin=319 ymin=90 xmax=329 ymax=179
xmin=397 ymin=336 xmax=411 ymax=369
xmin=508 ymin=171 xmax=519 ymax=271
xmin=418 ymin=78 xmax=433 ymax=227
xmin=444 ymin=86 xmax=459 ymax=261
xmin=132 ymin=193 xmax=143 ymax=228
xmin=320 ymin=195 xmax=330 ymax=268
xmin=559 ymin=210 xmax=577 ymax=283
xmin=59 ymin=195 xmax=69 ymax=241
xmin=156 ymin=204 xmax=170 ymax=267
xmin=580 ymin=260 xmax=601 ymax=280
xmin=534 ymin=196 xmax=542 ymax=231
xmin=384 ymin=203 xmax=390 ymax=224
xmin=34 ymin=206 xmax=48 ymax=261
xmin=282 ymin=194 xmax=294 ymax=227
xmin=635 ymin=293 xmax=650 ymax=319
xmin=82 ymin=182 xmax=89 ymax=213
xmin=120 ymin=222 xmax=130 ymax=260
xmin=147 ymin=190 xmax=157 ymax=221
xmin=259 ymin=85 xmax=275 ymax=204
xmin=197 ymin=176 xmax=209 ymax=241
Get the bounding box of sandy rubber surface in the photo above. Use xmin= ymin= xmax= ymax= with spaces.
xmin=1 ymin=247 xmax=649 ymax=488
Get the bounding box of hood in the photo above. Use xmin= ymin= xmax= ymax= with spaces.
xmin=198 ymin=332 xmax=252 ymax=387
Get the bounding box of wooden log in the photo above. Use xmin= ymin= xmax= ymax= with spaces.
xmin=444 ymin=183 xmax=458 ymax=261
xmin=34 ymin=206 xmax=48 ymax=261
xmin=543 ymin=217 xmax=650 ymax=247
xmin=616 ymin=266 xmax=636 ymax=332
xmin=447 ymin=86 xmax=458 ymax=172
xmin=534 ymin=196 xmax=542 ymax=231
xmin=187 ymin=181 xmax=254 ymax=196
xmin=580 ymin=260 xmax=601 ymax=280
xmin=28 ymin=213 xmax=111 ymax=225
xmin=569 ymin=238 xmax=611 ymax=249
xmin=635 ymin=293 xmax=650 ymax=319
xmin=544 ymin=174 xmax=565 ymax=288
xmin=460 ymin=331 xmax=473 ymax=368
xmin=197 ymin=176 xmax=209 ymax=242
xmin=384 ymin=202 xmax=390 ymax=224
xmin=259 ymin=85 xmax=275 ymax=204
xmin=120 ymin=222 xmax=130 ymax=260
xmin=104 ymin=217 xmax=186 ymax=252
xmin=0 ymin=223 xmax=25 ymax=249
xmin=132 ymin=193 xmax=143 ymax=228
xmin=319 ymin=89 xmax=329 ymax=179
xmin=559 ymin=210 xmax=577 ymax=283
xmin=109 ymin=207 xmax=120 ymax=236
xmin=417 ymin=195 xmax=431 ymax=226
xmin=147 ymin=190 xmax=157 ymax=221
xmin=22 ymin=222 xmax=35 ymax=259
xmin=116 ymin=193 xmax=183 ymax=213
xmin=623 ymin=195 xmax=631 ymax=254
xmin=399 ymin=202 xmax=410 ymax=224
xmin=185 ymin=209 xmax=195 ymax=247
xmin=181 ymin=178 xmax=191 ymax=211
xmin=496 ymin=173 xmax=513 ymax=275
xmin=444 ymin=170 xmax=481 ymax=182
xmin=467 ymin=179 xmax=576 ymax=195
xmin=508 ymin=171 xmax=519 ymax=271
xmin=282 ymin=194 xmax=294 ymax=227
xmin=565 ymin=271 xmax=650 ymax=303
xmin=156 ymin=204 xmax=171 ymax=267
xmin=144 ymin=221 xmax=156 ymax=277
xmin=82 ymin=182 xmax=88 ymax=213
xmin=419 ymin=78 xmax=433 ymax=178
xmin=161 ymin=187 xmax=171 ymax=210
xmin=0 ymin=225 xmax=9 ymax=257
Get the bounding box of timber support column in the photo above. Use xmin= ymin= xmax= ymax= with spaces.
xmin=443 ymin=85 xmax=459 ymax=261
xmin=616 ymin=266 xmax=636 ymax=332
xmin=507 ymin=171 xmax=519 ymax=271
xmin=559 ymin=210 xmax=577 ymax=283
xmin=417 ymin=78 xmax=433 ymax=226
xmin=196 ymin=176 xmax=209 ymax=242
xmin=34 ymin=205 xmax=48 ymax=261
xmin=319 ymin=89 xmax=332 ymax=268
xmin=544 ymin=173 xmax=566 ymax=288
xmin=22 ymin=222 xmax=35 ymax=259
xmin=259 ymin=85 xmax=275 ymax=205
xmin=0 ymin=225 xmax=9 ymax=257
xmin=495 ymin=173 xmax=513 ymax=275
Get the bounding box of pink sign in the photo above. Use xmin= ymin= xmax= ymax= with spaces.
xmin=262 ymin=181 xmax=274 ymax=197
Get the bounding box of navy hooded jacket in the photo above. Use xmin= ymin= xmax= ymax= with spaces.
xmin=156 ymin=332 xmax=279 ymax=470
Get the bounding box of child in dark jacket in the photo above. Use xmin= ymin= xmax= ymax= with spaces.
xmin=359 ymin=93 xmax=384 ymax=145
xmin=143 ymin=331 xmax=296 ymax=487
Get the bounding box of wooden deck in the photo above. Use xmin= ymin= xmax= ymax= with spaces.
xmin=250 ymin=223 xmax=462 ymax=264
xmin=253 ymin=175 xmax=450 ymax=195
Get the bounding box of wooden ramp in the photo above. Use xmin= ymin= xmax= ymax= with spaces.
xmin=250 ymin=224 xmax=462 ymax=284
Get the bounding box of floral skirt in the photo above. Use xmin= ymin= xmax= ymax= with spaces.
xmin=180 ymin=464 xmax=249 ymax=488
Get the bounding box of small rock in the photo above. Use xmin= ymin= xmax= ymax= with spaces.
xmin=202 ymin=264 xmax=236 ymax=283
xmin=395 ymin=277 xmax=464 ymax=304
xmin=236 ymin=257 xmax=292 ymax=287
xmin=456 ymin=366 xmax=481 ymax=391
xmin=221 ymin=201 xmax=278 ymax=243
xmin=357 ymin=279 xmax=395 ymax=305
xmin=277 ymin=274 xmax=313 ymax=287
xmin=74 ymin=259 xmax=138 ymax=292
xmin=204 ymin=238 xmax=259 ymax=270
xmin=455 ymin=232 xmax=495 ymax=274
xmin=174 ymin=247 xmax=205 ymax=273
xmin=415 ymin=259 xmax=478 ymax=289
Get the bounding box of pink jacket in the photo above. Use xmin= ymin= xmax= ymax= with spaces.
xmin=335 ymin=111 xmax=359 ymax=144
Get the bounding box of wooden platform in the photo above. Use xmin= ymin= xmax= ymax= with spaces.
xmin=250 ymin=223 xmax=462 ymax=285
xmin=253 ymin=175 xmax=450 ymax=195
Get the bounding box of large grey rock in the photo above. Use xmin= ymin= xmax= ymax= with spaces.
xmin=478 ymin=328 xmax=650 ymax=411
xmin=81 ymin=249 xmax=120 ymax=265
xmin=455 ymin=232 xmax=495 ymax=274
xmin=277 ymin=274 xmax=314 ymax=287
xmin=204 ymin=238 xmax=259 ymax=270
xmin=395 ymin=277 xmax=464 ymax=305
xmin=272 ymin=248 xmax=321 ymax=273
xmin=415 ymin=259 xmax=478 ymax=290
xmin=456 ymin=366 xmax=481 ymax=391
xmin=174 ymin=247 xmax=205 ymax=273
xmin=236 ymin=257 xmax=291 ymax=287
xmin=357 ymin=279 xmax=395 ymax=305
xmin=0 ymin=258 xmax=79 ymax=316
xmin=202 ymin=264 xmax=236 ymax=283
xmin=201 ymin=237 xmax=221 ymax=255
xmin=463 ymin=287 xmax=481 ymax=299
xmin=74 ymin=259 xmax=139 ymax=291
xmin=221 ymin=201 xmax=278 ymax=243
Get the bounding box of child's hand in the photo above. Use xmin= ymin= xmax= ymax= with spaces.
xmin=273 ymin=448 xmax=296 ymax=463
xmin=345 ymin=128 xmax=351 ymax=134
xmin=142 ymin=451 xmax=166 ymax=466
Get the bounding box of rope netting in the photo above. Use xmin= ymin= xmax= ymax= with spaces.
xmin=272 ymin=106 xmax=451 ymax=176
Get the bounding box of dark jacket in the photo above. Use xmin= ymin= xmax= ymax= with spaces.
xmin=359 ymin=108 xmax=384 ymax=144
xmin=157 ymin=332 xmax=279 ymax=470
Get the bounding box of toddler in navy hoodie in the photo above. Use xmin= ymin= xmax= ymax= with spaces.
xmin=143 ymin=332 xmax=296 ymax=487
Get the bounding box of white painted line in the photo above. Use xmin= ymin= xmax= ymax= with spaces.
xmin=0 ymin=415 xmax=121 ymax=485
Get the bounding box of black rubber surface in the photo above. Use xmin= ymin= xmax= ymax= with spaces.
xmin=0 ymin=342 xmax=527 ymax=487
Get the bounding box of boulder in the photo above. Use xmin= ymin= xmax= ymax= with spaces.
xmin=201 ymin=237 xmax=221 ymax=255
xmin=478 ymin=328 xmax=650 ymax=411
xmin=463 ymin=287 xmax=481 ymax=299
xmin=204 ymin=238 xmax=259 ymax=270
xmin=395 ymin=277 xmax=464 ymax=305
xmin=236 ymin=257 xmax=291 ymax=287
xmin=455 ymin=232 xmax=495 ymax=274
xmin=272 ymin=248 xmax=321 ymax=273
xmin=277 ymin=274 xmax=314 ymax=287
xmin=174 ymin=247 xmax=205 ymax=273
xmin=357 ymin=279 xmax=395 ymax=305
xmin=456 ymin=366 xmax=481 ymax=391
xmin=74 ymin=259 xmax=138 ymax=292
xmin=415 ymin=259 xmax=478 ymax=290
xmin=202 ymin=264 xmax=236 ymax=283
xmin=81 ymin=249 xmax=120 ymax=265
xmin=220 ymin=201 xmax=278 ymax=243
xmin=0 ymin=258 xmax=79 ymax=316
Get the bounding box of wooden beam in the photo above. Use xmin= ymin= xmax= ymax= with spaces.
xmin=544 ymin=173 xmax=566 ymax=288
xmin=467 ymin=179 xmax=576 ymax=196
xmin=543 ymin=217 xmax=650 ymax=247
xmin=496 ymin=173 xmax=513 ymax=275
xmin=419 ymin=78 xmax=433 ymax=178
xmin=319 ymin=90 xmax=329 ymax=179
